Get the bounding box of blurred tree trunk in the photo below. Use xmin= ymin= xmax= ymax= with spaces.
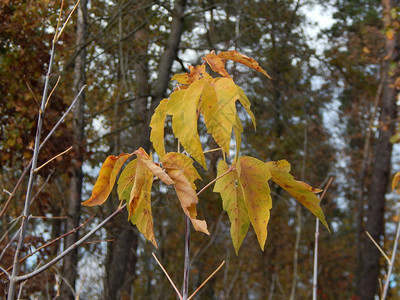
xmin=60 ymin=0 xmax=87 ymax=298
xmin=359 ymin=0 xmax=398 ymax=298
xmin=104 ymin=0 xmax=187 ymax=298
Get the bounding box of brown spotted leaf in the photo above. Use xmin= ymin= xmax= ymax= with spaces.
xmin=237 ymin=156 xmax=272 ymax=251
xmin=214 ymin=160 xmax=249 ymax=254
xmin=266 ymin=160 xmax=329 ymax=231
xmin=129 ymin=163 xmax=157 ymax=248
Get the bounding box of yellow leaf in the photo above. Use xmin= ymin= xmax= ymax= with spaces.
xmin=162 ymin=152 xmax=209 ymax=234
xmin=171 ymin=73 xmax=191 ymax=85
xmin=233 ymin=114 xmax=243 ymax=159
xmin=134 ymin=147 xmax=174 ymax=185
xmin=82 ymin=153 xmax=133 ymax=206
xmin=201 ymin=78 xmax=239 ymax=154
xmin=150 ymin=99 xmax=168 ymax=159
xmin=386 ymin=28 xmax=395 ymax=40
xmin=203 ymin=51 xmax=232 ymax=79
xmin=129 ymin=164 xmax=157 ymax=248
xmin=295 ymin=180 xmax=323 ymax=193
xmin=117 ymin=159 xmax=138 ymax=201
xmin=167 ymin=80 xmax=207 ymax=169
xmin=237 ymin=156 xmax=272 ymax=251
xmin=214 ymin=160 xmax=249 ymax=254
xmin=266 ymin=160 xmax=329 ymax=231
xmin=171 ymin=65 xmax=212 ymax=85
xmin=217 ymin=50 xmax=271 ymax=78
xmin=392 ymin=172 xmax=400 ymax=191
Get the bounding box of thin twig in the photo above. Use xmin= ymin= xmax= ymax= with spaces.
xmin=365 ymin=231 xmax=391 ymax=264
xmin=381 ymin=210 xmax=400 ymax=299
xmin=30 ymin=170 xmax=54 ymax=205
xmin=34 ymin=146 xmax=73 ymax=172
xmin=82 ymin=239 xmax=115 ymax=244
xmin=45 ymin=76 xmax=61 ymax=109
xmin=313 ymin=176 xmax=334 ymax=300
xmin=0 ymin=215 xmax=94 ymax=277
xmin=0 ymin=266 xmax=11 ymax=280
xmin=0 ymin=85 xmax=85 ymax=220
xmin=14 ymin=205 xmax=125 ymax=282
xmin=152 ymin=252 xmax=183 ymax=300
xmin=24 ymin=78 xmax=40 ymax=105
xmin=187 ymin=260 xmax=225 ymax=300
xmin=203 ymin=147 xmax=222 ymax=154
xmin=196 ymin=166 xmax=234 ymax=196
xmin=0 ymin=168 xmax=28 ymax=219
xmin=56 ymin=0 xmax=81 ymax=42
xmin=53 ymin=0 xmax=64 ymax=43
xmin=30 ymin=216 xmax=67 ymax=219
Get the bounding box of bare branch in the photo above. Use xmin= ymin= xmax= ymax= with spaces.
xmin=13 ymin=205 xmax=125 ymax=282
xmin=365 ymin=231 xmax=391 ymax=264
xmin=34 ymin=146 xmax=73 ymax=173
xmin=187 ymin=260 xmax=225 ymax=300
xmin=152 ymin=252 xmax=183 ymax=300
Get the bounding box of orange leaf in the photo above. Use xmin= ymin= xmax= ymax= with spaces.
xmin=82 ymin=153 xmax=133 ymax=206
xmin=392 ymin=172 xmax=400 ymax=191
xmin=217 ymin=50 xmax=271 ymax=78
xmin=162 ymin=152 xmax=209 ymax=234
xmin=203 ymin=51 xmax=232 ymax=79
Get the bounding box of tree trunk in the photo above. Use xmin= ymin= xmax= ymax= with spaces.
xmin=103 ymin=0 xmax=187 ymax=298
xmin=359 ymin=0 xmax=398 ymax=298
xmin=60 ymin=0 xmax=87 ymax=298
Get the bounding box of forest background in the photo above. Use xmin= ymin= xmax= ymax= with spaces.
xmin=1 ymin=0 xmax=400 ymax=299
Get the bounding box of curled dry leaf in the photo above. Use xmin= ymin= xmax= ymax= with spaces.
xmin=203 ymin=51 xmax=232 ymax=79
xmin=162 ymin=152 xmax=209 ymax=235
xmin=217 ymin=50 xmax=271 ymax=78
xmin=134 ymin=147 xmax=174 ymax=185
xmin=82 ymin=153 xmax=133 ymax=206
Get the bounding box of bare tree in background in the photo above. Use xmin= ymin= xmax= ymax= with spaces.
xmin=60 ymin=0 xmax=87 ymax=298
xmin=360 ymin=0 xmax=399 ymax=298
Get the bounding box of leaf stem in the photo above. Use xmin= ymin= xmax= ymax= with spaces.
xmin=196 ymin=166 xmax=234 ymax=196
xmin=183 ymin=215 xmax=191 ymax=300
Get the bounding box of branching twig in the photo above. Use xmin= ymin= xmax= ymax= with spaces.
xmin=152 ymin=252 xmax=183 ymax=300
xmin=13 ymin=204 xmax=125 ymax=282
xmin=187 ymin=260 xmax=225 ymax=300
xmin=365 ymin=231 xmax=391 ymax=264
xmin=0 ymin=85 xmax=86 ymax=219
xmin=34 ymin=146 xmax=73 ymax=173
xmin=313 ymin=176 xmax=334 ymax=300
xmin=0 ymin=215 xmax=94 ymax=278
